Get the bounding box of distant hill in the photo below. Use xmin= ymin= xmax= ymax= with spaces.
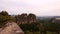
xmin=36 ymin=16 xmax=60 ymax=21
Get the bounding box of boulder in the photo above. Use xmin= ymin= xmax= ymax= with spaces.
xmin=0 ymin=22 xmax=24 ymax=34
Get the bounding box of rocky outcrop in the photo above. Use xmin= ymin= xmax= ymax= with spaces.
xmin=15 ymin=13 xmax=36 ymax=24
xmin=28 ymin=13 xmax=36 ymax=23
xmin=0 ymin=22 xmax=24 ymax=34
xmin=50 ymin=18 xmax=60 ymax=23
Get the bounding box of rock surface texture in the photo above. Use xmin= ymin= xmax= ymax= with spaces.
xmin=0 ymin=22 xmax=24 ymax=34
xmin=15 ymin=13 xmax=36 ymax=24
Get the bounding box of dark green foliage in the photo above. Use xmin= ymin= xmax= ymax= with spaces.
xmin=0 ymin=11 xmax=15 ymax=28
xmin=36 ymin=19 xmax=60 ymax=34
xmin=0 ymin=11 xmax=8 ymax=16
xmin=19 ymin=23 xmax=39 ymax=31
xmin=46 ymin=23 xmax=60 ymax=32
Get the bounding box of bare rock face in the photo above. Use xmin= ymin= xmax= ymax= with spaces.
xmin=0 ymin=22 xmax=24 ymax=34
xmin=15 ymin=13 xmax=36 ymax=24
xmin=15 ymin=13 xmax=28 ymax=24
xmin=28 ymin=13 xmax=36 ymax=23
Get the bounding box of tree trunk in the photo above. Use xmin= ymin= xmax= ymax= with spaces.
xmin=44 ymin=31 xmax=46 ymax=34
xmin=57 ymin=32 xmax=59 ymax=34
xmin=40 ymin=32 xmax=42 ymax=34
xmin=43 ymin=31 xmax=46 ymax=34
xmin=32 ymin=31 xmax=34 ymax=34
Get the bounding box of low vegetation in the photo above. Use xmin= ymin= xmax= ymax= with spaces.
xmin=0 ymin=11 xmax=15 ymax=28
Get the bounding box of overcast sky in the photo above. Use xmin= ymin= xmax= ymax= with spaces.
xmin=0 ymin=0 xmax=60 ymax=16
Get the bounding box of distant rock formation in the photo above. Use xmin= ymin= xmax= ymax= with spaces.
xmin=28 ymin=13 xmax=36 ymax=23
xmin=0 ymin=22 xmax=24 ymax=34
xmin=50 ymin=18 xmax=60 ymax=23
xmin=15 ymin=13 xmax=36 ymax=24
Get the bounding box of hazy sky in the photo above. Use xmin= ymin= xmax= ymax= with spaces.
xmin=0 ymin=0 xmax=60 ymax=16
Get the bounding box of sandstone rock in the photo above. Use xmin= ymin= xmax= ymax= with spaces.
xmin=0 ymin=22 xmax=24 ymax=34
xmin=15 ymin=13 xmax=36 ymax=24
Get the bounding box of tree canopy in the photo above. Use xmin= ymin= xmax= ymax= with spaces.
xmin=0 ymin=11 xmax=15 ymax=28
